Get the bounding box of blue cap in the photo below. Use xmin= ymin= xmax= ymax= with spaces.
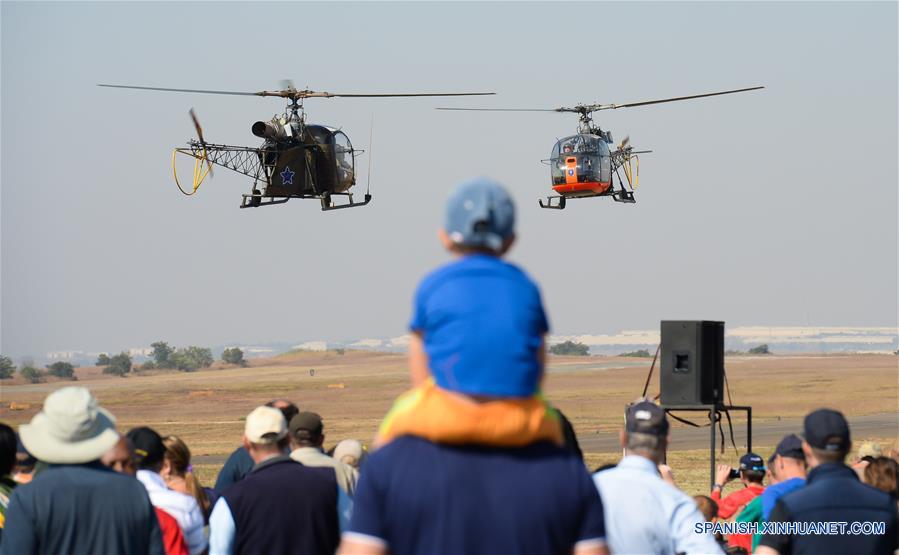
xmin=445 ymin=178 xmax=515 ymax=252
xmin=772 ymin=434 xmax=805 ymax=460
xmin=739 ymin=452 xmax=765 ymax=471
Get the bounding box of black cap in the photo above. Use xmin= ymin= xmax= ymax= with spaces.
xmin=739 ymin=452 xmax=765 ymax=471
xmin=803 ymin=408 xmax=850 ymax=452
xmin=289 ymin=412 xmax=324 ymax=437
xmin=126 ymin=427 xmax=165 ymax=469
xmin=772 ymin=434 xmax=805 ymax=460
xmin=625 ymin=401 xmax=669 ymax=437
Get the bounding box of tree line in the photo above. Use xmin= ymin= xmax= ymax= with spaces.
xmin=0 ymin=343 xmax=246 ymax=382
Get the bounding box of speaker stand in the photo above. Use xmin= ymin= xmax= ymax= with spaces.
xmin=657 ymin=404 xmax=752 ymax=491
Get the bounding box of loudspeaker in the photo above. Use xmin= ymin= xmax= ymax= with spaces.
xmin=660 ymin=320 xmax=724 ymax=406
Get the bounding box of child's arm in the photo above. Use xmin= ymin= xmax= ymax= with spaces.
xmin=408 ymin=331 xmax=429 ymax=387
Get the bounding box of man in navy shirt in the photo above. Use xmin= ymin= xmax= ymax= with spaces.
xmin=341 ymin=436 xmax=607 ymax=555
xmin=757 ymin=409 xmax=898 ymax=555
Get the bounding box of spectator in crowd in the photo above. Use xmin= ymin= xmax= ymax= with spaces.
xmin=0 ymin=387 xmax=163 ymax=555
xmin=593 ymin=401 xmax=722 ymax=555
xmin=214 ymin=399 xmax=298 ymax=492
xmin=852 ymin=440 xmax=882 ymax=479
xmin=102 ymin=434 xmax=188 ymax=555
xmin=209 ymin=406 xmax=340 ymax=555
xmin=732 ymin=434 xmax=808 ymax=553
xmin=757 ymin=408 xmax=898 ymax=555
xmin=332 ymin=439 xmax=366 ymax=470
xmin=101 ymin=436 xmax=137 ymax=476
xmin=289 ymin=412 xmax=358 ymax=496
xmin=759 ymin=435 xmax=807 ymax=521
xmin=864 ymin=456 xmax=899 ymax=499
xmin=0 ymin=424 xmax=17 ymax=540
xmin=710 ymin=452 xmax=766 ymax=520
xmin=375 ymin=178 xmax=563 ymax=449
xmin=694 ymin=495 xmax=718 ymax=522
xmin=128 ymin=427 xmax=206 ymax=555
xmin=12 ymin=436 xmax=36 ymax=485
xmin=161 ymin=435 xmax=214 ymax=521
xmin=888 ymin=439 xmax=899 ymax=463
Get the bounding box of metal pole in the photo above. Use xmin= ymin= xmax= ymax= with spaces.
xmin=747 ymin=406 xmax=752 ymax=453
xmin=710 ymin=407 xmax=716 ymax=491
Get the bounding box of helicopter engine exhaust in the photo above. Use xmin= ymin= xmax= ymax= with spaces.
xmin=252 ymin=121 xmax=289 ymax=140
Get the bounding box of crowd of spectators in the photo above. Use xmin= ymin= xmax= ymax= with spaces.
xmin=1 ymin=178 xmax=897 ymax=554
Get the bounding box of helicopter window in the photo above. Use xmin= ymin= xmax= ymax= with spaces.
xmin=333 ymin=131 xmax=354 ymax=188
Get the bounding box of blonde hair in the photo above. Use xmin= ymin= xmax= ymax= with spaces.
xmin=163 ymin=435 xmax=210 ymax=515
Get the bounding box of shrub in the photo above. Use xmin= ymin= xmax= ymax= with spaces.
xmin=549 ymin=341 xmax=590 ymax=356
xmin=0 ymin=355 xmax=15 ymax=379
xmin=104 ymin=352 xmax=132 ymax=377
xmin=96 ymin=353 xmax=111 ymax=366
xmin=46 ymin=361 xmax=75 ymax=379
xmin=619 ymin=349 xmax=651 ymax=358
xmin=748 ymin=344 xmax=771 ymax=355
xmin=20 ymin=366 xmax=45 ymax=383
xmin=221 ymin=347 xmax=246 ymax=366
xmin=171 ymin=346 xmax=214 ymax=372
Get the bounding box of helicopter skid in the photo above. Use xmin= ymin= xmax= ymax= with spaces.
xmin=538 ymin=196 xmax=567 ymax=210
xmin=240 ymin=191 xmax=372 ymax=211
xmin=612 ymin=190 xmax=636 ymax=203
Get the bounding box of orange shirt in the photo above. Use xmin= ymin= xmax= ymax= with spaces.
xmin=711 ymin=483 xmax=765 ymax=520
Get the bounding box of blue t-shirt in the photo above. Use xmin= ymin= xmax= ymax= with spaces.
xmin=761 ymin=476 xmax=805 ymax=521
xmin=347 ymin=436 xmax=605 ymax=555
xmin=410 ymin=254 xmax=549 ymax=397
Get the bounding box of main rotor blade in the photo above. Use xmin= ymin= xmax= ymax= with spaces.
xmin=98 ymin=83 xmax=260 ymax=96
xmin=321 ymin=92 xmax=495 ymax=98
xmin=592 ymin=86 xmax=765 ymax=111
xmin=436 ymin=107 xmax=558 ymax=112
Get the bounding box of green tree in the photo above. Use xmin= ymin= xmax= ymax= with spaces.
xmin=96 ymin=353 xmax=111 ymax=366
xmin=0 ymin=355 xmax=15 ymax=379
xmin=104 ymin=352 xmax=132 ymax=377
xmin=46 ymin=361 xmax=76 ymax=379
xmin=619 ymin=349 xmax=651 ymax=358
xmin=150 ymin=341 xmax=174 ymax=368
xmin=748 ymin=344 xmax=771 ymax=355
xmin=20 ymin=365 xmax=44 ymax=383
xmin=171 ymin=346 xmax=214 ymax=372
xmin=549 ymin=341 xmax=590 ymax=356
xmin=221 ymin=347 xmax=246 ymax=366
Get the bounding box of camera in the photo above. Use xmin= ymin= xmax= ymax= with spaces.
xmin=728 ymin=468 xmax=741 ymax=480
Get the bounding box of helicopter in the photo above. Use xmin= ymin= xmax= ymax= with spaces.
xmin=98 ymin=82 xmax=494 ymax=210
xmin=438 ymin=86 xmax=764 ymax=209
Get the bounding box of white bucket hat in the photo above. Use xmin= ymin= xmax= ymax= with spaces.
xmin=19 ymin=387 xmax=120 ymax=464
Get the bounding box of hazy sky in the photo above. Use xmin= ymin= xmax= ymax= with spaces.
xmin=2 ymin=2 xmax=896 ymax=358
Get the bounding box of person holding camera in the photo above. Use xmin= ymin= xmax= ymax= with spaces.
xmin=711 ymin=452 xmax=767 ymax=520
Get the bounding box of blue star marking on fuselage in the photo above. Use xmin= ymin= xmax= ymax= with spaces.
xmin=280 ymin=166 xmax=295 ymax=185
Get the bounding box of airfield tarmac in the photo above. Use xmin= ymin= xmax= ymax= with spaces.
xmin=1 ymin=351 xmax=896 ymax=494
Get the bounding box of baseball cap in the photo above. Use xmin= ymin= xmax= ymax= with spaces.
xmin=803 ymin=408 xmax=850 ymax=452
xmin=126 ymin=427 xmax=165 ymax=468
xmin=625 ymin=401 xmax=669 ymax=437
xmin=289 ymin=412 xmax=324 ymax=437
xmin=445 ymin=177 xmax=515 ymax=252
xmin=739 ymin=452 xmax=765 ymax=471
xmin=245 ymin=406 xmax=287 ymax=444
xmin=772 ymin=434 xmax=805 ymax=461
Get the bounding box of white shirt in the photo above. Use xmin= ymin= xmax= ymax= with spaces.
xmin=136 ymin=469 xmax=207 ymax=555
xmin=593 ymin=455 xmax=723 ymax=555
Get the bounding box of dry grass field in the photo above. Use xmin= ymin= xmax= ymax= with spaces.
xmin=1 ymin=351 xmax=896 ymax=495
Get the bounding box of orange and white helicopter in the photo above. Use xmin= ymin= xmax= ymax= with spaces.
xmin=439 ymin=86 xmax=763 ymax=209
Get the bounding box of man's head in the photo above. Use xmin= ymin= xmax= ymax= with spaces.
xmin=126 ymin=426 xmax=166 ymax=472
xmin=620 ymin=401 xmax=669 ymax=464
xmin=693 ymin=495 xmax=718 ymax=522
xmin=265 ymin=399 xmax=299 ymax=426
xmin=801 ymin=408 xmax=851 ymax=467
xmin=737 ymin=452 xmax=766 ymax=485
xmin=440 ymin=178 xmax=516 ymax=256
xmin=289 ymin=412 xmax=324 ymax=449
xmin=101 ymin=436 xmax=137 ymax=476
xmin=19 ymin=386 xmax=119 ymax=465
xmin=242 ymin=405 xmax=288 ymax=463
xmin=769 ymin=434 xmax=806 ymax=482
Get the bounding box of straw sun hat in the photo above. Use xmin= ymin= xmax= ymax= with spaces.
xmin=19 ymin=387 xmax=119 ymax=464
